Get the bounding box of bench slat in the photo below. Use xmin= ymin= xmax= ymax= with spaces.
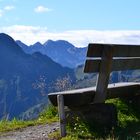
xmin=87 ymin=44 xmax=140 ymax=57
xmin=48 ymin=82 xmax=140 ymax=107
xmin=84 ymin=58 xmax=140 ymax=73
xmin=84 ymin=59 xmax=100 ymax=72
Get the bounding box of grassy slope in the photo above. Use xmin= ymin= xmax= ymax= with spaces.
xmin=63 ymin=99 xmax=140 ymax=140
xmin=50 ymin=98 xmax=140 ymax=140
xmin=0 ymin=105 xmax=58 ymax=133
xmin=0 ymin=98 xmax=139 ymax=139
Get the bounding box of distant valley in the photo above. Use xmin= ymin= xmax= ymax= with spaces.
xmin=0 ymin=33 xmax=140 ymax=120
xmin=0 ymin=33 xmax=75 ymax=120
xmin=17 ymin=39 xmax=140 ymax=84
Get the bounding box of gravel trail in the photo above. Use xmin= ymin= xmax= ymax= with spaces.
xmin=0 ymin=122 xmax=59 ymax=140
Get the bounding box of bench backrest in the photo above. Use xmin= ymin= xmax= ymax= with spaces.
xmin=84 ymin=43 xmax=140 ymax=103
xmin=84 ymin=43 xmax=140 ymax=72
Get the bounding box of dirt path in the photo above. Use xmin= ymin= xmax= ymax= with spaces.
xmin=0 ymin=122 xmax=59 ymax=140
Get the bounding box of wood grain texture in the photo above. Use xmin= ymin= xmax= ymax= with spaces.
xmin=84 ymin=58 xmax=140 ymax=73
xmin=93 ymin=46 xmax=113 ymax=103
xmin=57 ymin=95 xmax=66 ymax=137
xmin=87 ymin=43 xmax=140 ymax=57
xmin=48 ymin=83 xmax=140 ymax=106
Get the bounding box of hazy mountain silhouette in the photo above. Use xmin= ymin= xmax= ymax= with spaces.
xmin=0 ymin=33 xmax=75 ymax=120
xmin=17 ymin=40 xmax=87 ymax=68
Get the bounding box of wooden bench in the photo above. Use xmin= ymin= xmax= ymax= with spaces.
xmin=48 ymin=43 xmax=140 ymax=137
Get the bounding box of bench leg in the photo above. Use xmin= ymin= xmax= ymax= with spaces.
xmin=57 ymin=94 xmax=66 ymax=137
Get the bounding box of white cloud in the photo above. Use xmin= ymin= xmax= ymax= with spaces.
xmin=1 ymin=25 xmax=140 ymax=47
xmin=0 ymin=6 xmax=14 ymax=17
xmin=4 ymin=5 xmax=15 ymax=11
xmin=34 ymin=6 xmax=52 ymax=13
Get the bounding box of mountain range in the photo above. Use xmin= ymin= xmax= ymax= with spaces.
xmin=0 ymin=33 xmax=75 ymax=120
xmin=16 ymin=40 xmax=87 ymax=68
xmin=17 ymin=39 xmax=140 ymax=84
xmin=0 ymin=33 xmax=140 ymax=120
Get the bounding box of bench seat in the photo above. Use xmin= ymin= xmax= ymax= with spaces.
xmin=48 ymin=43 xmax=140 ymax=137
xmin=48 ymin=82 xmax=140 ymax=107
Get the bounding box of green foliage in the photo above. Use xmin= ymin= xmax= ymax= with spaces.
xmin=106 ymin=98 xmax=140 ymax=127
xmin=48 ymin=130 xmax=61 ymax=140
xmin=38 ymin=104 xmax=58 ymax=123
xmin=0 ymin=118 xmax=36 ymax=133
xmin=67 ymin=116 xmax=90 ymax=137
xmin=61 ymin=98 xmax=140 ymax=140
xmin=0 ymin=98 xmax=140 ymax=140
xmin=61 ymin=135 xmax=79 ymax=140
xmin=0 ymin=104 xmax=58 ymax=133
xmin=106 ymin=98 xmax=140 ymax=138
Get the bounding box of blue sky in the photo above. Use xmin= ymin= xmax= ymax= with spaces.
xmin=0 ymin=0 xmax=140 ymax=47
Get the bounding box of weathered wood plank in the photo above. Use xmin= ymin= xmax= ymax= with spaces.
xmin=112 ymin=58 xmax=140 ymax=71
xmin=93 ymin=46 xmax=113 ymax=103
xmin=49 ymin=88 xmax=95 ymax=106
xmin=57 ymin=95 xmax=66 ymax=137
xmin=87 ymin=43 xmax=140 ymax=57
xmin=48 ymin=82 xmax=140 ymax=106
xmin=84 ymin=58 xmax=140 ymax=73
xmin=84 ymin=59 xmax=100 ymax=73
xmin=107 ymin=83 xmax=140 ymax=99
